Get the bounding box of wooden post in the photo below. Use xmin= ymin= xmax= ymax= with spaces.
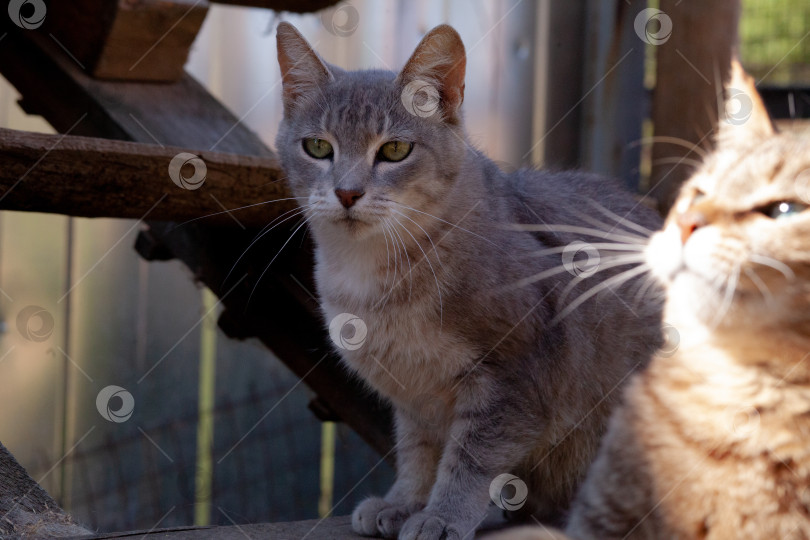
xmin=649 ymin=0 xmax=741 ymax=212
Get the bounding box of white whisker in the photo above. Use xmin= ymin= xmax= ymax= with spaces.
xmin=172 ymin=196 xmax=307 ymax=229
xmin=525 ymin=243 xmax=645 ymax=259
xmin=248 ymin=215 xmax=311 ymax=306
xmin=711 ymin=265 xmax=740 ymax=328
xmin=743 ymin=267 xmax=773 ymax=305
xmin=391 ymin=214 xmax=443 ymax=326
xmin=552 ymin=264 xmax=650 ymax=325
xmin=506 ymin=224 xmax=648 ymax=245
xmin=750 ymin=254 xmax=795 ymax=282
xmin=223 ymin=205 xmax=311 ymax=286
xmin=586 ymin=199 xmax=654 ymax=236
xmin=392 ymin=208 xmax=444 ymax=271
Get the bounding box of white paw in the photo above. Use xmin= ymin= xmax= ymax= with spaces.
xmin=352 ymin=497 xmax=390 ymax=536
xmin=352 ymin=497 xmax=424 ymax=538
xmin=400 ymin=511 xmax=466 ymax=540
xmin=376 ymin=502 xmax=424 ymax=538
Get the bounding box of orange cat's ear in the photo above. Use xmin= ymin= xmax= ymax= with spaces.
xmin=717 ymin=59 xmax=776 ymax=148
xmin=276 ymin=22 xmax=334 ymax=114
xmin=397 ymin=25 xmax=466 ymax=123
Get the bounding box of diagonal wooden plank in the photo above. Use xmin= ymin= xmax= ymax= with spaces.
xmin=0 ymin=25 xmax=394 ymax=460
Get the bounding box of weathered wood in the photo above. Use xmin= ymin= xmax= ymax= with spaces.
xmin=0 ymin=128 xmax=293 ymax=226
xmin=46 ymin=0 xmax=209 ymax=82
xmin=649 ymin=0 xmax=741 ymax=212
xmin=0 ymin=441 xmax=91 ymax=537
xmin=0 ymin=22 xmax=394 ymax=458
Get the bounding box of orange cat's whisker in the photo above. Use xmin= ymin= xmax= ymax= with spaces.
xmin=586 ymin=199 xmax=655 ymax=236
xmin=750 ymin=254 xmax=796 ymax=282
xmin=628 ymin=135 xmax=710 ymax=160
xmin=552 ymin=264 xmax=651 ymax=325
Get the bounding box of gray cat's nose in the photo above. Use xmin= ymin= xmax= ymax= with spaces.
xmin=335 ymin=188 xmax=365 ymax=209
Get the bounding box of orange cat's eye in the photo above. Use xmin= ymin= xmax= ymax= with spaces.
xmin=759 ymin=201 xmax=808 ymax=220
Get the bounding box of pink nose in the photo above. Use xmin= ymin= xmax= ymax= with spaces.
xmin=676 ymin=211 xmax=707 ymax=244
xmin=335 ymin=188 xmax=364 ymax=209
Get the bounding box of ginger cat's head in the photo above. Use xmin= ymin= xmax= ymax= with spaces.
xmin=647 ymin=62 xmax=810 ymax=344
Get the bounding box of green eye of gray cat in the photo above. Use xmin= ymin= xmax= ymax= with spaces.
xmin=303 ymin=138 xmax=333 ymax=159
xmin=762 ymin=201 xmax=808 ymax=220
xmin=377 ymin=141 xmax=413 ymax=162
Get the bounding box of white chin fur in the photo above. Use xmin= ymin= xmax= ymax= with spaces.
xmin=645 ymin=224 xmax=683 ymax=284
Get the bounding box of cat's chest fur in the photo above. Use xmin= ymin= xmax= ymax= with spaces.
xmin=315 ymin=246 xmax=477 ymax=402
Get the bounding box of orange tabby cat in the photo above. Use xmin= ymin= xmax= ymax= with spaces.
xmin=490 ymin=61 xmax=810 ymax=539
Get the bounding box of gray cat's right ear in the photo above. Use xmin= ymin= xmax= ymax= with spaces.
xmin=397 ymin=25 xmax=466 ymax=123
xmin=717 ymin=59 xmax=776 ymax=148
xmin=276 ymin=22 xmax=333 ymax=113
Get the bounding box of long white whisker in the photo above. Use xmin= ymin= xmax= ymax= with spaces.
xmin=172 ymin=197 xmax=307 ymax=229
xmin=391 ymin=214 xmax=442 ymax=326
xmin=391 ymin=209 xmax=444 ymax=271
xmin=506 ymin=224 xmax=648 ymax=245
xmin=558 ymin=255 xmax=648 ymax=304
xmin=628 ymin=135 xmax=709 ymax=159
xmin=248 ymin=216 xmax=311 ymax=306
xmin=380 ymin=220 xmax=393 ymax=295
xmin=711 ymin=265 xmax=740 ymax=328
xmin=552 ymin=264 xmax=650 ymax=325
xmin=525 ymin=243 xmax=645 ymax=259
xmin=750 ymin=254 xmax=796 ymax=282
xmin=223 ymin=205 xmax=311 ymax=285
xmin=511 ymin=253 xmax=645 ymax=290
xmin=389 ymin=201 xmax=504 ymax=253
xmin=586 ymin=199 xmax=654 ymax=236
xmin=743 ymin=267 xmax=773 ymax=305
xmin=389 ymin=217 xmax=414 ymax=301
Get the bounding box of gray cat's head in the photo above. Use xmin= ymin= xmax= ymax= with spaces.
xmin=647 ymin=61 xmax=810 ymax=333
xmin=274 ymin=22 xmax=468 ymax=242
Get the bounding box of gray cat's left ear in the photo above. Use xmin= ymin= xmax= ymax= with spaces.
xmin=397 ymin=25 xmax=466 ymax=123
xmin=717 ymin=59 xmax=776 ymax=147
xmin=276 ymin=22 xmax=334 ymax=114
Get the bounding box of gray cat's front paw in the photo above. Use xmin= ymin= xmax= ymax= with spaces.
xmin=352 ymin=497 xmax=424 ymax=538
xmin=352 ymin=497 xmax=390 ymax=536
xmin=399 ymin=511 xmax=466 ymax=540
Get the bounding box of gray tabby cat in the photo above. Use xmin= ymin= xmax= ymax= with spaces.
xmin=274 ymin=23 xmax=663 ymax=540
xmin=489 ymin=62 xmax=810 ymax=540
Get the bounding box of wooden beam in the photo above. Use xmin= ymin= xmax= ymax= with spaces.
xmin=45 ymin=0 xmax=209 ymax=82
xmin=0 ymin=128 xmax=293 ymax=226
xmin=0 ymin=25 xmax=394 ymax=458
xmin=649 ymin=0 xmax=741 ymax=212
xmin=0 ymin=442 xmax=90 ymax=537
xmin=210 ymin=0 xmax=340 ymax=13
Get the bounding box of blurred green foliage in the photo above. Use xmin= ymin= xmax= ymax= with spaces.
xmin=740 ymin=0 xmax=810 ymax=84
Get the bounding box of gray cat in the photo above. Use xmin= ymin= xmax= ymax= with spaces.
xmin=274 ymin=22 xmax=663 ymax=540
